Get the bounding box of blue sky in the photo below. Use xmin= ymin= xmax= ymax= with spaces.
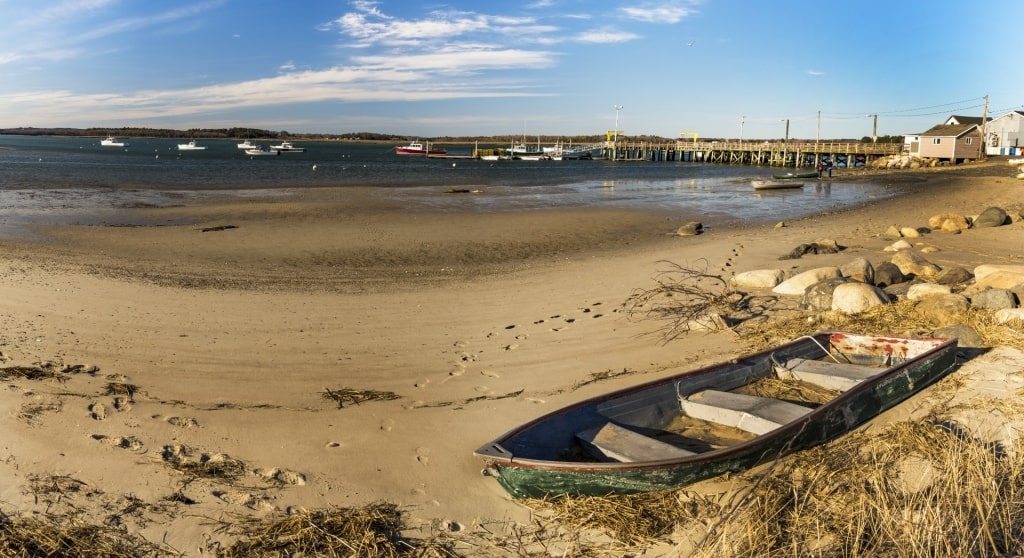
xmin=1 ymin=0 xmax=1020 ymax=140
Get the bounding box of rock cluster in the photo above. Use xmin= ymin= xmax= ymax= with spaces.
xmin=728 ymin=206 xmax=1024 ymax=347
xmin=871 ymin=155 xmax=947 ymax=169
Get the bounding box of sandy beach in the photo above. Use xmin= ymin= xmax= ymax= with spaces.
xmin=0 ymin=159 xmax=1022 ymax=553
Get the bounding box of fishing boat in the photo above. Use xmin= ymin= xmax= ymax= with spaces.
xmin=270 ymin=141 xmax=306 ymax=153
xmin=474 ymin=331 xmax=957 ymax=498
xmin=752 ymin=179 xmax=804 ymax=190
xmin=772 ymin=171 xmax=819 ymax=179
xmin=177 ymin=140 xmax=206 ymax=151
xmin=394 ymin=141 xmax=446 ymax=156
xmin=509 ymin=138 xmax=548 ymax=160
xmin=245 ymin=146 xmax=279 ymax=157
xmin=237 ymin=139 xmax=259 ymax=149
xmin=100 ymin=136 xmax=126 ymax=147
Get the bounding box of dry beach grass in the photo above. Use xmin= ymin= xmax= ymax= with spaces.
xmin=0 ymin=158 xmax=1023 ymax=555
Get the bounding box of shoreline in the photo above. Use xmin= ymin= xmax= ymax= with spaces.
xmin=0 ymin=159 xmax=1021 ymax=553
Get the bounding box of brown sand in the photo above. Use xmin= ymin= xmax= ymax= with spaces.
xmin=0 ymin=159 xmax=1021 ymax=551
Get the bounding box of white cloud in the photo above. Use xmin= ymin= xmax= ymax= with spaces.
xmin=575 ymin=28 xmax=641 ymax=44
xmin=807 ymin=70 xmax=825 ymax=76
xmin=619 ymin=2 xmax=696 ymax=24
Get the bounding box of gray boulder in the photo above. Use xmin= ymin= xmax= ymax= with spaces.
xmin=874 ymin=262 xmax=905 ymax=288
xmin=916 ymin=293 xmax=971 ymax=327
xmin=831 ymin=283 xmax=890 ymax=314
xmin=730 ymin=269 xmax=786 ymax=289
xmin=801 ymin=277 xmax=851 ymax=312
xmin=772 ymin=267 xmax=842 ymax=296
xmin=840 ymin=257 xmax=874 ymax=284
xmin=933 ymin=324 xmax=986 ymax=348
xmin=675 ymin=222 xmax=704 ymax=236
xmin=973 ymin=207 xmax=1009 ymax=228
xmin=891 ymin=250 xmax=941 ymax=277
xmin=970 ymin=288 xmax=1018 ymax=310
xmin=935 ymin=266 xmax=974 ymax=286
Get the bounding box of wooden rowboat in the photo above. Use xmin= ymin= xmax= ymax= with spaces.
xmin=474 ymin=331 xmax=958 ymax=498
xmin=752 ymin=179 xmax=804 ymax=190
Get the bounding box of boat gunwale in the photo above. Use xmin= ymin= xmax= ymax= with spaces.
xmin=473 ymin=331 xmax=957 ymax=473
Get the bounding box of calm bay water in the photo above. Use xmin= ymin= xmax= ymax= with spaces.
xmin=0 ymin=135 xmax=898 ymax=229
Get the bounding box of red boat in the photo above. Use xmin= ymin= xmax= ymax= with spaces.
xmin=394 ymin=141 xmax=447 ymax=156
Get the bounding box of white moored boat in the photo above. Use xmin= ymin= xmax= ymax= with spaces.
xmin=245 ymin=147 xmax=279 ymax=157
xmin=177 ymin=140 xmax=206 ymax=151
xmin=101 ymin=136 xmax=126 ymax=147
xmin=237 ymin=139 xmax=259 ymax=149
xmin=270 ymin=141 xmax=305 ymax=153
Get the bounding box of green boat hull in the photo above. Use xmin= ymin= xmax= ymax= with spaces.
xmin=476 ymin=333 xmax=958 ymax=498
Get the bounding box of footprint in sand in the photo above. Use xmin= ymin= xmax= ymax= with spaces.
xmin=448 ymin=364 xmax=466 ymax=377
xmin=255 ymin=467 xmax=307 ymax=486
xmin=89 ymin=402 xmax=106 ymax=421
xmin=525 ymin=397 xmax=546 ymax=404
xmin=380 ymin=418 xmax=395 ymax=431
xmin=112 ymin=396 xmax=132 ymax=412
xmin=481 ymin=370 xmax=499 ymax=378
xmin=415 ymin=447 xmax=430 ymax=466
xmin=166 ymin=416 xmax=200 ymax=428
xmin=502 ymin=343 xmax=518 ymax=351
xmin=325 ymin=441 xmax=342 ymax=449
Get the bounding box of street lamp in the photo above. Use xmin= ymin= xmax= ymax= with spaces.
xmin=780 ymin=118 xmax=790 ymax=143
xmin=866 ymin=114 xmax=878 ymax=142
xmin=740 ymin=115 xmax=745 ymax=144
xmin=613 ymin=104 xmax=623 ymax=161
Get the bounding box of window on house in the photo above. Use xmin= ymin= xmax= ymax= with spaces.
xmin=966 ymin=138 xmax=973 ymax=145
xmin=932 ymin=138 xmax=941 ymax=145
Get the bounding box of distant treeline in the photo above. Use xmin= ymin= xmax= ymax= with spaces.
xmin=0 ymin=127 xmax=904 ymax=144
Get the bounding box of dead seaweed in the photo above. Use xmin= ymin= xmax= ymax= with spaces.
xmin=0 ymin=512 xmax=173 ymax=558
xmin=212 ymin=502 xmax=457 ymax=557
xmin=160 ymin=445 xmax=247 ymax=482
xmin=322 ymin=387 xmax=402 ymax=409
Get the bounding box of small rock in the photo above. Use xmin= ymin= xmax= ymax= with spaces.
xmin=675 ymin=221 xmax=704 ymax=236
xmin=994 ymin=308 xmax=1024 ymax=324
xmin=730 ymin=269 xmax=786 ymax=289
xmin=915 ymin=293 xmax=970 ymax=327
xmin=772 ymin=267 xmax=842 ymax=296
xmin=884 ymin=239 xmax=913 ymax=252
xmin=933 ymin=324 xmax=986 ymax=348
xmin=874 ymin=262 xmax=905 ymax=288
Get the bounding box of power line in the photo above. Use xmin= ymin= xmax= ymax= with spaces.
xmin=826 ymin=97 xmax=988 ymax=119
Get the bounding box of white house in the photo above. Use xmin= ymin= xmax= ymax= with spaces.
xmin=983 ymin=110 xmax=1024 ymax=156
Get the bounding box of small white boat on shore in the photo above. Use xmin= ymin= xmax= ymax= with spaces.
xmin=752 ymin=179 xmax=804 ymax=190
xmin=178 ymin=140 xmax=206 ymax=151
xmin=101 ymin=136 xmax=126 ymax=147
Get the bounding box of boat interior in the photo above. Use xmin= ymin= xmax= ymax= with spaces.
xmin=494 ymin=334 xmax=949 ymax=464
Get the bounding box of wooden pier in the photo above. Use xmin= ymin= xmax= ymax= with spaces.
xmin=601 ymin=140 xmax=900 ymax=168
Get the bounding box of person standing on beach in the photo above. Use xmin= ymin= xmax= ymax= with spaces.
xmin=817 ymin=161 xmax=823 ymax=178
xmin=827 ymin=161 xmax=833 ymax=178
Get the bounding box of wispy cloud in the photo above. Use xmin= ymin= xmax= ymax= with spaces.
xmin=0 ymin=0 xmax=227 ymax=66
xmin=807 ymin=70 xmax=825 ymax=76
xmin=619 ymin=1 xmax=697 ymax=24
xmin=575 ymin=28 xmax=641 ymax=44
xmin=0 ymin=1 xmax=684 ymax=125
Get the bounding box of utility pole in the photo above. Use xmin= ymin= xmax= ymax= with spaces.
xmin=980 ymin=94 xmax=989 ymax=160
xmin=815 ymin=110 xmax=820 ymax=166
xmin=866 ymin=114 xmax=878 ymax=142
xmin=740 ymin=115 xmax=745 ymax=144
xmin=612 ymin=105 xmax=623 ymax=162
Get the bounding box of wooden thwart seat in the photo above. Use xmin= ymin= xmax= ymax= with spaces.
xmin=577 ymin=422 xmax=696 ymax=463
xmin=681 ymin=390 xmax=813 ymax=435
xmin=775 ymin=357 xmax=879 ymax=392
